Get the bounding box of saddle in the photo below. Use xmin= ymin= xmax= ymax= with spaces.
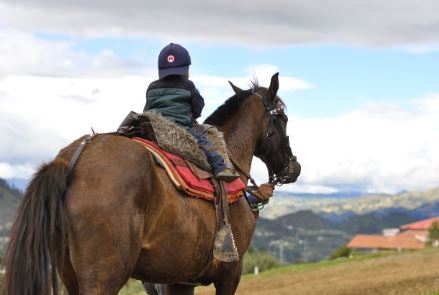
xmin=133 ymin=137 xmax=244 ymax=203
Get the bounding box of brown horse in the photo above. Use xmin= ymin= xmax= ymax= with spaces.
xmin=3 ymin=73 xmax=300 ymax=295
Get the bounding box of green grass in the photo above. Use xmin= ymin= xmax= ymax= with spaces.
xmin=120 ymin=248 xmax=439 ymax=294
xmin=241 ymin=249 xmax=398 ymax=279
xmin=119 ymin=280 xmax=146 ymax=295
xmin=118 ymin=250 xmax=421 ymax=294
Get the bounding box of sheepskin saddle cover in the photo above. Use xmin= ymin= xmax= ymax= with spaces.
xmin=131 ymin=111 xmax=229 ymax=171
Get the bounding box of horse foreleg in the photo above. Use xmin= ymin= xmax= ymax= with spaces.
xmin=213 ymin=262 xmax=242 ymax=295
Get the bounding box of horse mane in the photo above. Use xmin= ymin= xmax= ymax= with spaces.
xmin=204 ymin=81 xmax=260 ymax=126
xmin=204 ymin=80 xmax=286 ymax=126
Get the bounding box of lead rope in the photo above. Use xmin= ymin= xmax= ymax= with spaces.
xmin=229 ymin=156 xmax=259 ymax=187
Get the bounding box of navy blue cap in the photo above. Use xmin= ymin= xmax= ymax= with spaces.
xmin=158 ymin=43 xmax=191 ymax=78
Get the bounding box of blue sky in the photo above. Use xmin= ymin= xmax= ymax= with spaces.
xmin=36 ymin=34 xmax=439 ymax=117
xmin=1 ymin=0 xmax=439 ymax=194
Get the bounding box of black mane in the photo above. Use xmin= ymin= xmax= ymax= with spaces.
xmin=204 ymin=82 xmax=261 ymax=126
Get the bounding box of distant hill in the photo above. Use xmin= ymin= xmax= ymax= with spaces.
xmin=262 ymin=187 xmax=439 ymax=219
xmin=252 ymin=210 xmax=350 ymax=263
xmin=2 ymin=179 xmax=438 ymax=265
xmin=0 ymin=178 xmax=22 ymax=256
xmin=334 ymin=211 xmax=417 ymax=234
xmin=0 ymin=178 xmax=21 ymax=224
xmin=252 ymin=209 xmax=420 ymax=264
xmin=277 ymin=209 xmax=333 ymax=230
xmin=5 ymin=178 xmax=28 ymax=192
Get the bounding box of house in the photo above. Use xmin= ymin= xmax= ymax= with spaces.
xmin=347 ymin=230 xmax=427 ymax=251
xmin=347 ymin=216 xmax=438 ymax=251
xmin=401 ymin=217 xmax=439 ymax=231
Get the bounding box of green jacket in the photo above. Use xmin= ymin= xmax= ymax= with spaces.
xmin=144 ymin=76 xmax=205 ymax=128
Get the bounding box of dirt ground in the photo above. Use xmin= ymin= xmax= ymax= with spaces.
xmin=195 ymin=248 xmax=439 ymax=295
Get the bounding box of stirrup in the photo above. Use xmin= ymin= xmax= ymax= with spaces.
xmin=215 ymin=168 xmax=240 ymax=182
xmin=245 ymin=188 xmax=269 ymax=211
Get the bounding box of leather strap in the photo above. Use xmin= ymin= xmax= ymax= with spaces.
xmin=67 ymin=134 xmax=98 ymax=175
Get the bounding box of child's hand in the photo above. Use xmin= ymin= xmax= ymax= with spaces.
xmin=257 ymin=183 xmax=275 ymax=200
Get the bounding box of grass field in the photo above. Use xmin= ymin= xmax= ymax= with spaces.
xmin=121 ymin=247 xmax=439 ymax=295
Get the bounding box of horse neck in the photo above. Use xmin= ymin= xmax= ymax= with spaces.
xmin=220 ymin=96 xmax=265 ymax=177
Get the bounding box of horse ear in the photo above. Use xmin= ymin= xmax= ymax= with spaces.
xmin=228 ymin=81 xmax=243 ymax=94
xmin=269 ymin=72 xmax=279 ymax=98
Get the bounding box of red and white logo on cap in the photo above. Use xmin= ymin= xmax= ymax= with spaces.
xmin=167 ymin=55 xmax=175 ymax=63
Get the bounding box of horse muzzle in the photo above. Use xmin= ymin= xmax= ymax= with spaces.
xmin=270 ymin=156 xmax=301 ymax=185
xmin=283 ymin=156 xmax=301 ymax=184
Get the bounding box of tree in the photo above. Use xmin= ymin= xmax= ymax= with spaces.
xmin=427 ymin=221 xmax=439 ymax=246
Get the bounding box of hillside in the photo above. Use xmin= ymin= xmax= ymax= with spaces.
xmin=1 ymin=180 xmax=436 ymax=264
xmin=263 ymin=187 xmax=439 ymax=219
xmin=252 ymin=209 xmax=419 ymax=263
xmin=119 ymin=247 xmax=439 ymax=295
xmin=0 ymin=178 xmax=22 ymax=256
xmin=194 ymin=247 xmax=439 ymax=295
xmin=252 ymin=210 xmax=350 ymax=263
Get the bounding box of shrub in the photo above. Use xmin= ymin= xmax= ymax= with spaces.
xmin=243 ymin=248 xmax=279 ymax=274
xmin=427 ymin=221 xmax=439 ymax=246
xmin=329 ymin=245 xmax=351 ymax=260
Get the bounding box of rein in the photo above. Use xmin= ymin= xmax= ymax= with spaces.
xmin=229 ymin=157 xmax=258 ymax=187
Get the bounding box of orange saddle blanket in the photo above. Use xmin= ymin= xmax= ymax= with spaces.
xmin=132 ymin=137 xmax=245 ymax=203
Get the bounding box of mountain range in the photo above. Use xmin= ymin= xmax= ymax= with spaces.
xmin=1 ymin=178 xmax=438 ymax=263
xmin=262 ymin=187 xmax=439 ymax=220
xmin=252 ymin=209 xmax=420 ymax=264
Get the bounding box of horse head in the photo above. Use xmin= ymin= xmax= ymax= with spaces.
xmin=229 ymin=73 xmax=301 ymax=185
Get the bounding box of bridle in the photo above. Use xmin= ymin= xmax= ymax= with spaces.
xmin=252 ymin=90 xmax=297 ymax=186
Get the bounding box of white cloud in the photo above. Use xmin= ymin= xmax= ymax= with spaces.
xmin=194 ymin=64 xmax=314 ymax=115
xmin=0 ymin=69 xmax=310 ymax=173
xmin=0 ymin=30 xmax=147 ymax=77
xmin=244 ymin=65 xmax=315 ymax=91
xmin=0 ymin=33 xmax=312 ymax=183
xmin=0 ymin=162 xmax=34 ymax=179
xmin=2 ymin=73 xmax=439 ymax=194
xmin=0 ymin=74 xmax=148 ymax=158
xmin=1 ymin=0 xmax=439 ymax=48
xmin=279 ymin=95 xmax=439 ymax=194
xmin=1 ymin=26 xmax=438 ymax=195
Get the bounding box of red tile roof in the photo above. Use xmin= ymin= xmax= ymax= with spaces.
xmin=401 ymin=217 xmax=439 ymax=231
xmin=347 ymin=231 xmax=428 ymax=250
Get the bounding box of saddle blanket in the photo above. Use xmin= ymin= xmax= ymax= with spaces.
xmin=133 ymin=137 xmax=245 ymax=204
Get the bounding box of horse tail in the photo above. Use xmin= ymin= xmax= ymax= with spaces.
xmin=3 ymin=158 xmax=70 ymax=295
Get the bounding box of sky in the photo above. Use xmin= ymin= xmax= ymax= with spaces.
xmin=0 ymin=0 xmax=439 ymax=194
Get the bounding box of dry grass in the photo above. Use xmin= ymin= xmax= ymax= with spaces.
xmin=195 ymin=247 xmax=439 ymax=295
